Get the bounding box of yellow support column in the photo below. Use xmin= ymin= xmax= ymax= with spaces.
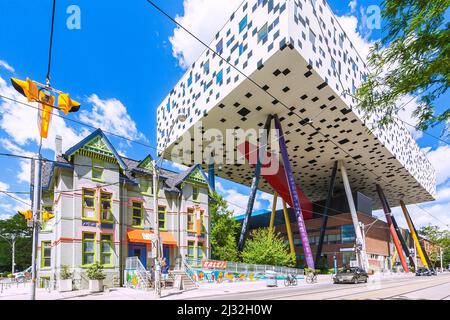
xmin=269 ymin=192 xmax=278 ymax=233
xmin=400 ymin=200 xmax=429 ymax=268
xmin=391 ymin=249 xmax=398 ymax=269
xmin=282 ymin=199 xmax=296 ymax=255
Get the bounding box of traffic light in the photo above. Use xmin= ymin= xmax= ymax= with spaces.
xmin=10 ymin=77 xmax=39 ymax=102
xmin=18 ymin=210 xmax=33 ymax=220
xmin=41 ymin=211 xmax=55 ymax=222
xmin=38 ymin=90 xmax=55 ymax=139
xmin=57 ymin=93 xmax=80 ymax=115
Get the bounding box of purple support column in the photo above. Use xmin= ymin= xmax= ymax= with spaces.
xmin=273 ymin=115 xmax=315 ymax=269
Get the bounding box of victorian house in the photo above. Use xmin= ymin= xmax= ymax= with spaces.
xmin=35 ymin=129 xmax=211 ymax=289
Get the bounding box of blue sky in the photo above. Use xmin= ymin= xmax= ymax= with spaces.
xmin=0 ymin=0 xmax=449 ymax=229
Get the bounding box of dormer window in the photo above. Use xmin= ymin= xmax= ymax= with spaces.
xmin=92 ymin=159 xmax=104 ymax=181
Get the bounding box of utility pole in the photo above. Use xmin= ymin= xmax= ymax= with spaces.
xmin=440 ymin=247 xmax=443 ymax=273
xmin=152 ymin=159 xmax=161 ymax=298
xmin=30 ymin=146 xmax=42 ymax=300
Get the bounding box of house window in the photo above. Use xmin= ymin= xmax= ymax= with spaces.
xmin=82 ymin=189 xmax=96 ymax=220
xmin=158 ymin=205 xmax=166 ymax=230
xmin=187 ymin=208 xmax=195 ymax=232
xmin=239 ymin=15 xmax=247 ymax=33
xmin=192 ymin=187 xmax=199 ymax=201
xmin=257 ymin=23 xmax=268 ymax=43
xmin=82 ymin=233 xmax=96 ymax=266
xmin=100 ymin=192 xmax=112 ymax=222
xmin=187 ymin=241 xmax=195 ymax=259
xmin=197 ymin=241 xmax=205 ymax=260
xmin=187 ymin=73 xmax=193 ymax=87
xmin=92 ymin=159 xmax=104 ymax=181
xmin=140 ymin=177 xmax=152 ymax=194
xmin=100 ymin=234 xmax=113 ymax=266
xmin=200 ymin=210 xmax=206 ymax=233
xmin=132 ymin=201 xmax=143 ymax=227
xmin=41 ymin=241 xmax=51 ymax=268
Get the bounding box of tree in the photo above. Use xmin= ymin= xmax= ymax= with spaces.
xmin=356 ymin=0 xmax=449 ymax=133
xmin=418 ymin=225 xmax=450 ymax=267
xmin=209 ymin=191 xmax=240 ymax=262
xmin=241 ymin=228 xmax=296 ymax=267
xmin=0 ymin=214 xmax=32 ymax=273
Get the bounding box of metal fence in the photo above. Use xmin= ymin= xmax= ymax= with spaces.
xmin=185 ymin=258 xmax=304 ymax=276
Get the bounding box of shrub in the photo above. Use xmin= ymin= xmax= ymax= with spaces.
xmin=60 ymin=265 xmax=73 ymax=280
xmin=86 ymin=262 xmax=106 ymax=280
xmin=7 ymin=273 xmax=14 ymax=278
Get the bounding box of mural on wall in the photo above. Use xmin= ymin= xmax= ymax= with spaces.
xmin=191 ymin=269 xmax=303 ymax=282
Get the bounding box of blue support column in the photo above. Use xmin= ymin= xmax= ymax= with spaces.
xmin=208 ymin=161 xmax=215 ymax=192
xmin=273 ymin=115 xmax=315 ymax=269
xmin=237 ymin=115 xmax=272 ymax=251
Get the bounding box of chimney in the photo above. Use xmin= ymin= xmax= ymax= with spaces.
xmin=55 ymin=135 xmax=62 ymax=160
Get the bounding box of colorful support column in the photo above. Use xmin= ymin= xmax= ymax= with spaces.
xmin=282 ymin=199 xmax=296 ymax=255
xmin=237 ymin=115 xmax=272 ymax=251
xmin=269 ymin=191 xmax=278 ymax=232
xmin=376 ymin=184 xmax=409 ymax=272
xmin=208 ymin=160 xmax=215 ymax=192
xmin=273 ymin=115 xmax=314 ymax=269
xmin=339 ymin=161 xmax=369 ymax=271
xmin=315 ymin=161 xmax=338 ymax=266
xmin=400 ymin=200 xmax=430 ymax=269
xmin=391 ymin=248 xmax=398 ymax=270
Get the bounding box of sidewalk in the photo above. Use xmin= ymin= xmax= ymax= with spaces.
xmin=0 ymin=272 xmax=414 ymax=300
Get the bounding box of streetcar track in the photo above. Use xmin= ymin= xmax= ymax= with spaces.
xmin=380 ymin=280 xmax=450 ymax=300
xmin=189 ymin=276 xmax=416 ymax=300
xmin=267 ymin=276 xmax=447 ymax=300
xmin=263 ymin=276 xmax=419 ymax=300
xmin=324 ymin=277 xmax=450 ymax=300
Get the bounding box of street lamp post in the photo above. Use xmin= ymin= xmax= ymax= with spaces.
xmin=153 ymin=113 xmax=186 ymax=298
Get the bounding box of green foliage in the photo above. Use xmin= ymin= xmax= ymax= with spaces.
xmin=86 ymin=262 xmax=106 ymax=280
xmin=418 ymin=225 xmax=450 ymax=266
xmin=60 ymin=265 xmax=73 ymax=280
xmin=242 ymin=228 xmax=296 ymax=267
xmin=0 ymin=214 xmax=32 ymax=272
xmin=209 ymin=191 xmax=240 ymax=262
xmin=356 ymin=0 xmax=449 ymax=133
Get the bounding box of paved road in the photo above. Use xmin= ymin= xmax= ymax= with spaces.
xmin=187 ymin=273 xmax=450 ymax=300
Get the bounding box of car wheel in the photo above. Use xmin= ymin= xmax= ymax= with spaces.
xmin=364 ymin=278 xmax=368 ymax=283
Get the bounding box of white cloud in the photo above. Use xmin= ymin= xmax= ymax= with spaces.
xmin=348 ymin=0 xmax=357 ymax=13
xmin=0 ymin=181 xmax=9 ymax=191
xmin=215 ymin=181 xmax=265 ymax=215
xmin=0 ymin=60 xmax=14 ymax=73
xmin=170 ymin=161 xmax=188 ymax=172
xmin=423 ymin=145 xmax=450 ymax=186
xmin=336 ymin=14 xmax=373 ymax=61
xmin=259 ymin=191 xmax=284 ymax=211
xmin=80 ymin=94 xmax=146 ymax=142
xmin=169 ymin=0 xmax=243 ymax=68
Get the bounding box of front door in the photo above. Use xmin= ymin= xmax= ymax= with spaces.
xmin=163 ymin=245 xmax=170 ymax=267
xmin=128 ymin=244 xmax=147 ymax=268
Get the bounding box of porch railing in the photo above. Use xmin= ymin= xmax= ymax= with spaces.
xmin=125 ymin=256 xmax=152 ymax=290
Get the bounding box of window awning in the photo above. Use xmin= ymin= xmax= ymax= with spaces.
xmin=160 ymin=231 xmax=177 ymax=246
xmin=127 ymin=229 xmax=177 ymax=246
xmin=127 ymin=229 xmax=154 ymax=244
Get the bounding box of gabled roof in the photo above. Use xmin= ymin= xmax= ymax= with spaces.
xmin=165 ymin=164 xmax=212 ymax=191
xmin=64 ymin=128 xmax=127 ymax=169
